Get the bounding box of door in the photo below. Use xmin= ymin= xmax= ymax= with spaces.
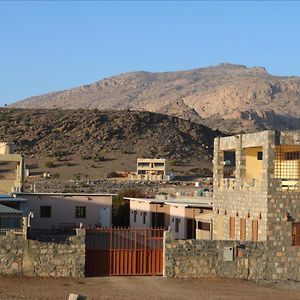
xmin=151 ymin=212 xmax=165 ymax=228
xmin=100 ymin=207 xmax=111 ymax=227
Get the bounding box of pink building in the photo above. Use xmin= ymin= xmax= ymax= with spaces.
xmin=13 ymin=193 xmax=115 ymax=229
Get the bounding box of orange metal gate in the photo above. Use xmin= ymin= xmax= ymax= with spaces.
xmin=85 ymin=228 xmax=164 ymax=276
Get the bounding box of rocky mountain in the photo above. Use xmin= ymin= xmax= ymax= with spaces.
xmin=11 ymin=64 xmax=300 ymax=133
xmin=0 ymin=108 xmax=220 ymax=162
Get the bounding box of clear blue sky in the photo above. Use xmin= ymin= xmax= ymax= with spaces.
xmin=1 ymin=1 xmax=300 ymax=105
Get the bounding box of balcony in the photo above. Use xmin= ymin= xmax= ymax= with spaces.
xmin=217 ymin=178 xmax=261 ymax=191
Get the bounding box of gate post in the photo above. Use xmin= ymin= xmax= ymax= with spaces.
xmin=163 ymin=229 xmax=175 ymax=277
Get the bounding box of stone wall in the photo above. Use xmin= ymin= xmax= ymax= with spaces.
xmin=213 ymin=190 xmax=267 ymax=241
xmin=164 ymin=229 xmax=300 ymax=281
xmin=266 ymin=191 xmax=300 ymax=281
xmin=164 ymin=232 xmax=268 ymax=280
xmin=0 ymin=234 xmax=24 ymax=275
xmin=0 ymin=229 xmax=85 ymax=277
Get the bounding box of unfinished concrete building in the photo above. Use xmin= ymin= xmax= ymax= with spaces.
xmin=213 ymin=130 xmax=299 ymax=242
xmin=128 ymin=158 xmax=167 ymax=181
xmin=212 ymin=130 xmax=300 ymax=279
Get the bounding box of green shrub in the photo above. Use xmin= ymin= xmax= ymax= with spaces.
xmin=93 ymin=155 xmax=106 ymax=162
xmin=112 ymin=189 xmax=146 ymax=227
xmin=44 ymin=161 xmax=55 ymax=168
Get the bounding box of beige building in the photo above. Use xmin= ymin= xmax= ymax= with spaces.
xmin=213 ymin=130 xmax=300 ymax=242
xmin=127 ymin=197 xmax=212 ymax=239
xmin=13 ymin=193 xmax=115 ymax=230
xmin=0 ymin=142 xmax=26 ymax=194
xmin=128 ymin=158 xmax=167 ymax=181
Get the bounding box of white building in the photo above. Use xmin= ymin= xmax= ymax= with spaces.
xmin=13 ymin=193 xmax=115 ymax=229
xmin=126 ymin=196 xmax=213 ymax=239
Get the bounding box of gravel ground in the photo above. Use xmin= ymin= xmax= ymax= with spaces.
xmin=0 ymin=276 xmax=300 ymax=300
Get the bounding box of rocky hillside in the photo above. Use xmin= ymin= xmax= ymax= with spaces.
xmin=0 ymin=108 xmax=220 ymax=161
xmin=11 ymin=64 xmax=300 ymax=133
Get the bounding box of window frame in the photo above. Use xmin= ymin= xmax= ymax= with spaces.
xmin=229 ymin=217 xmax=235 ymax=239
xmin=257 ymin=151 xmax=263 ymax=160
xmin=175 ymin=218 xmax=180 ymax=233
xmin=40 ymin=205 xmax=52 ymax=218
xmin=240 ymin=218 xmax=246 ymax=241
xmin=292 ymin=222 xmax=300 ymax=246
xmin=75 ymin=206 xmax=86 ymax=219
xmin=252 ymin=220 xmax=258 ymax=241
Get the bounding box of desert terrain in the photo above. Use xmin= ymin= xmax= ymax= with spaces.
xmin=0 ymin=276 xmax=300 ymax=300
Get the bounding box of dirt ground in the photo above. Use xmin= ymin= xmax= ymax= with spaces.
xmin=0 ymin=276 xmax=300 ymax=300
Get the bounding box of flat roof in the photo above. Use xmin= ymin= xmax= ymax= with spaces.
xmin=0 ymin=204 xmax=23 ymax=215
xmin=13 ymin=192 xmax=117 ymax=197
xmin=124 ymin=197 xmax=165 ymax=204
xmin=125 ymin=197 xmax=213 ymax=208
xmin=0 ymin=194 xmax=27 ymax=202
xmin=165 ymin=202 xmax=213 ymax=208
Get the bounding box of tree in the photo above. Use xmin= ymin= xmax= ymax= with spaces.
xmin=112 ymin=188 xmax=145 ymax=227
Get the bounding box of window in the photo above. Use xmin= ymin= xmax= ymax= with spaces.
xmin=138 ymin=162 xmax=150 ymax=167
xmin=284 ymin=151 xmax=300 ymax=160
xmin=175 ymin=218 xmax=180 ymax=233
xmin=143 ymin=212 xmax=147 ymax=224
xmin=198 ymin=221 xmax=210 ymax=231
xmin=75 ymin=206 xmax=86 ymax=218
xmin=257 ymin=152 xmax=263 ymax=160
xmin=252 ymin=220 xmax=258 ymax=241
xmin=292 ymin=222 xmax=300 ymax=246
xmin=240 ymin=218 xmax=246 ymax=241
xmin=153 ymin=163 xmax=165 ymax=167
xmin=229 ymin=217 xmax=235 ymax=239
xmin=133 ymin=210 xmax=137 ymax=222
xmin=40 ymin=206 xmax=51 ymax=218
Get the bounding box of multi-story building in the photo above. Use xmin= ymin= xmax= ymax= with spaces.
xmin=213 ymin=130 xmax=300 ymax=243
xmin=0 ymin=142 xmax=26 ymax=193
xmin=128 ymin=158 xmax=167 ymax=181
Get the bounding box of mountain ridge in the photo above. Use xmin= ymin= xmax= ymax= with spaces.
xmin=10 ymin=63 xmax=300 ymax=133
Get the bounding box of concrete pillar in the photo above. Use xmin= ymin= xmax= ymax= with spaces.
xmin=213 ymin=137 xmax=224 ymax=191
xmin=234 ymin=134 xmax=246 ymax=189
xmin=261 ymin=131 xmax=276 ymax=193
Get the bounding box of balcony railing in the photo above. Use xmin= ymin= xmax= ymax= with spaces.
xmin=217 ymin=178 xmax=260 ymax=191
xmin=217 ymin=178 xmax=299 ymax=192
xmin=280 ymin=179 xmax=299 ymax=192
xmin=0 ymin=228 xmax=25 ymax=236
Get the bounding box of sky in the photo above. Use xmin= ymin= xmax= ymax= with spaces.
xmin=1 ymin=1 xmax=300 ymax=106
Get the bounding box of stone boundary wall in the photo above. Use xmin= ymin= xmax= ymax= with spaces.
xmin=164 ymin=232 xmax=268 ymax=280
xmin=0 ymin=234 xmax=24 ymax=275
xmin=164 ymin=231 xmax=300 ymax=281
xmin=0 ymin=229 xmax=85 ymax=278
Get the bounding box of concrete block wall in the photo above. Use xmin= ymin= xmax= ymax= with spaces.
xmin=213 ymin=190 xmax=267 ymax=241
xmin=265 ymin=191 xmax=300 ymax=280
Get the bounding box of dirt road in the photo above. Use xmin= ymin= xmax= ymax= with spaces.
xmin=0 ymin=276 xmax=299 ymax=300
